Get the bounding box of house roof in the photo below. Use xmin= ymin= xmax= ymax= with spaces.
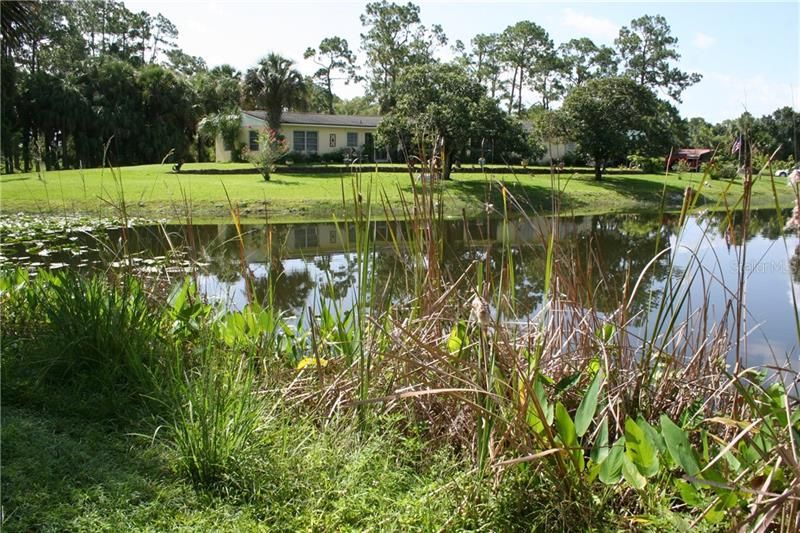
xmin=675 ymin=148 xmax=713 ymax=158
xmin=243 ymin=111 xmax=381 ymax=128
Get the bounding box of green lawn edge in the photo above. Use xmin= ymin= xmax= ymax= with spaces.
xmin=1 ymin=163 xmax=793 ymax=223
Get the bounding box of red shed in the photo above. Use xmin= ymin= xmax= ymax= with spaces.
xmin=666 ymin=148 xmax=713 ymax=171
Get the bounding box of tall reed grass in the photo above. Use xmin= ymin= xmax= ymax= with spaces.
xmin=2 ymin=135 xmax=798 ymax=528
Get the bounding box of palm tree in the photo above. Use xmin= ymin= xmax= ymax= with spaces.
xmin=242 ymin=53 xmax=308 ymax=131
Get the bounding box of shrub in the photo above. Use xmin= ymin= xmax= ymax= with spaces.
xmin=162 ymin=337 xmax=265 ymax=488
xmin=705 ymin=161 xmax=738 ymax=180
xmin=563 ymin=151 xmax=588 ymax=167
xmin=628 ymin=154 xmax=665 ymax=173
xmin=248 ymin=128 xmax=289 ymax=181
xmin=27 ymin=271 xmax=164 ymax=414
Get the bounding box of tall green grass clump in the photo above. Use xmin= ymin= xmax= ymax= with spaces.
xmin=17 ymin=270 xmax=163 ymax=415
xmin=159 ymin=279 xmax=269 ymax=488
xmin=161 ymin=337 xmax=265 ymax=489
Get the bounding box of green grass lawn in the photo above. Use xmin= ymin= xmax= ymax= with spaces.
xmin=1 ymin=162 xmax=793 ymax=222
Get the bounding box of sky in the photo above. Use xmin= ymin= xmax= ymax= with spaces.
xmin=124 ymin=0 xmax=800 ymax=123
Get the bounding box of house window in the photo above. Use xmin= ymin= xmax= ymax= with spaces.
xmin=294 ymin=226 xmax=318 ymax=248
xmin=293 ymin=131 xmax=305 ymax=152
xmin=306 ymin=131 xmax=318 ymax=153
xmin=249 ymin=130 xmax=259 ymax=151
xmin=347 ymin=132 xmax=358 ymax=147
xmin=292 ymin=131 xmax=318 ymax=153
xmin=329 ymin=133 xmax=336 ymax=148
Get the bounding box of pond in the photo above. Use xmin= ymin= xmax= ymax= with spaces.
xmin=1 ymin=210 xmax=797 ymax=368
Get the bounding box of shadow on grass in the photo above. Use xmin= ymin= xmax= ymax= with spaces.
xmin=1 ymin=406 xmax=178 ymax=531
xmin=0 ymin=176 xmax=32 ymax=184
xmin=398 ymin=175 xmax=590 ymax=212
xmin=588 ymin=174 xmax=691 ymax=205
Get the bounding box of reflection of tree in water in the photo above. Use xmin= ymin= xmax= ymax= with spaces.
xmin=315 ymin=253 xmax=358 ymax=300
xmin=702 ymin=209 xmax=788 ymax=243
xmin=252 ymin=261 xmax=316 ymax=312
xmin=351 ymin=214 xmax=672 ymax=320
xmin=202 ymin=244 xmax=242 ymax=284
xmin=183 ymin=217 xmax=672 ymax=319
xmin=579 ymin=214 xmax=671 ymax=318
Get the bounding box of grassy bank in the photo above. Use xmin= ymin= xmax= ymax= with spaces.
xmin=1 ymin=162 xmax=793 ymax=221
xmin=2 ymin=163 xmax=798 ymax=530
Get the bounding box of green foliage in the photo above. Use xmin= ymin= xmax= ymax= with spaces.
xmin=574 ymin=369 xmax=602 ymax=437
xmin=615 ymin=14 xmax=702 ymax=101
xmin=378 ymin=62 xmax=528 ymax=179
xmin=303 ymin=36 xmax=358 ymax=114
xmin=242 ymin=53 xmax=308 ymax=131
xmin=560 ymin=76 xmax=666 ymax=180
xmin=29 ymin=271 xmax=163 ymax=409
xmin=558 ymin=37 xmax=618 ymax=87
xmin=704 ymin=160 xmax=738 ymax=180
xmin=248 ymin=128 xmax=290 ymax=181
xmin=161 ymin=338 xmax=264 ymax=488
xmin=359 ymin=1 xmax=446 ymax=113
xmin=498 ymin=20 xmax=552 ymax=115
xmin=624 ymin=418 xmax=660 ymax=478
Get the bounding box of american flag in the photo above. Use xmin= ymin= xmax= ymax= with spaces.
xmin=731 ymin=134 xmax=742 ymax=155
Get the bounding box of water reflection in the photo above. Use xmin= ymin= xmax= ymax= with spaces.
xmin=1 ymin=210 xmax=797 ymax=366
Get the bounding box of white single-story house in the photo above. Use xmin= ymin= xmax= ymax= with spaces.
xmin=215 ymin=110 xmax=574 ymax=164
xmin=215 ymin=111 xmax=381 ymax=162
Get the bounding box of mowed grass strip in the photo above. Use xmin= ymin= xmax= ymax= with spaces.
xmin=0 ymin=163 xmax=792 ymax=221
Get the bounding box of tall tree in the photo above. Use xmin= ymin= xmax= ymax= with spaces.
xmin=167 ymin=49 xmax=207 ymax=76
xmin=303 ymin=37 xmax=358 ymax=114
xmin=498 ymin=21 xmax=551 ymax=116
xmin=360 ymin=1 xmax=446 ymax=113
xmin=468 ymin=33 xmax=506 ymax=100
xmin=136 ymin=64 xmax=196 ymax=162
xmin=149 ymin=13 xmax=178 ymax=63
xmin=378 ymin=63 xmax=527 ymax=180
xmin=759 ymin=107 xmax=800 ymax=162
xmin=242 ymin=53 xmax=308 ymax=131
xmin=615 ymin=14 xmax=701 ymax=102
xmin=527 ymin=49 xmax=567 ymax=110
xmin=559 ymin=37 xmax=618 ymax=88
xmin=561 ymin=77 xmax=664 ymax=180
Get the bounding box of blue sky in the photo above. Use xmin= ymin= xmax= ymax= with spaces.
xmin=125 ymin=1 xmax=799 ymax=123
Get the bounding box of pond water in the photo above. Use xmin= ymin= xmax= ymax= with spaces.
xmin=1 ymin=210 xmax=798 ymax=368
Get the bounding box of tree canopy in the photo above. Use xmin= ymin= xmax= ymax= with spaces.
xmin=303 ymin=37 xmax=358 ymax=114
xmin=615 ymin=14 xmax=701 ymax=102
xmin=242 ymin=53 xmax=308 ymax=131
xmin=378 ymin=63 xmax=527 ymax=180
xmin=359 ymin=1 xmax=446 ymax=113
xmin=560 ymin=77 xmax=666 ymax=180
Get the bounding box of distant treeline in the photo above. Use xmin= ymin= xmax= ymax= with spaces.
xmin=0 ymin=1 xmax=796 ymax=174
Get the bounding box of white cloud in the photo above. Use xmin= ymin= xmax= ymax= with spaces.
xmin=560 ymin=8 xmax=619 ymax=43
xmin=693 ymin=32 xmax=716 ymax=49
xmin=680 ymin=71 xmax=798 ymax=122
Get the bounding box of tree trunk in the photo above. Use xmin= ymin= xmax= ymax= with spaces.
xmin=22 ymin=132 xmax=30 ymax=172
xmin=594 ymin=160 xmax=603 ymax=181
xmin=326 ymin=74 xmax=334 ymax=114
xmin=442 ymin=145 xmax=454 ymax=181
xmin=196 ymin=135 xmax=204 ymax=163
xmin=507 ymin=67 xmax=518 ymax=114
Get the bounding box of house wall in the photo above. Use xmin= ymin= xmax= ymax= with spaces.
xmin=536 ymin=142 xmax=577 ymax=164
xmin=214 ymin=112 xmax=266 ymax=162
xmin=214 ymin=114 xmax=378 ymax=162
xmin=280 ymin=125 xmax=375 ymax=157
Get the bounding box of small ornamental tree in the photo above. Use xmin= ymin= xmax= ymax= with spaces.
xmin=248 ymin=128 xmax=288 ymax=181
